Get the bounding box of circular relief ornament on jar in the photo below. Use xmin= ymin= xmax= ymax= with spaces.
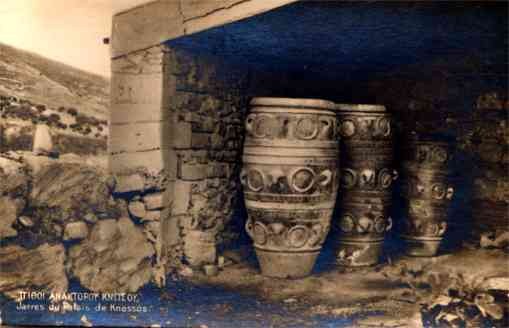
xmin=431 ymin=183 xmax=447 ymax=199
xmin=341 ymin=168 xmax=357 ymax=189
xmin=339 ymin=214 xmax=355 ymax=233
xmin=308 ymin=223 xmax=324 ymax=246
xmin=424 ymin=222 xmax=440 ymax=236
xmin=374 ymin=216 xmax=386 ymax=233
xmin=318 ymin=117 xmax=334 ymax=140
xmin=296 ymin=117 xmax=319 ymax=140
xmin=359 ymin=169 xmax=376 ymax=188
xmin=247 ymin=169 xmax=265 ymax=192
xmin=254 ymin=114 xmax=278 ymax=138
xmin=416 ymin=146 xmax=428 ymax=162
xmin=432 ymin=147 xmax=448 ymax=163
xmin=340 ymin=120 xmax=356 ymax=137
xmin=378 ymin=168 xmax=393 ymax=189
xmin=376 ymin=117 xmax=391 ymax=137
xmin=245 ymin=114 xmax=256 ymax=136
xmin=290 ymin=167 xmax=315 ymax=193
xmin=288 ymin=225 xmax=309 ymax=248
xmin=253 ymin=222 xmax=268 ymax=245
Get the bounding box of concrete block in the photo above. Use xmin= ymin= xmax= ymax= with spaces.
xmin=111 ymin=47 xmax=164 ymax=74
xmin=207 ymin=163 xmax=229 ymax=178
xmin=109 ymin=121 xmax=169 ymax=154
xmin=179 ymin=163 xmax=208 ymax=181
xmin=111 ymin=2 xmax=183 ymax=58
xmin=111 ymin=73 xmax=163 ymax=105
xmin=183 ymin=0 xmax=298 ymax=36
xmin=163 ymin=216 xmax=181 ymax=247
xmin=109 ymin=150 xmax=164 ymax=176
xmin=191 ymin=133 xmax=210 ymax=149
xmin=173 ymin=122 xmax=192 ymax=149
xmin=173 ymin=181 xmax=192 ymax=215
xmin=110 ymin=103 xmax=166 ymax=124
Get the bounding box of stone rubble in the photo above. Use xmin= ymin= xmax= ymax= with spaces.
xmin=128 ymin=200 xmax=146 ymax=219
xmin=63 ymin=221 xmax=89 ymax=241
xmin=29 ymin=161 xmax=116 ymax=222
xmin=68 ymin=217 xmax=155 ymax=293
xmin=0 ymin=149 xmax=166 ymax=295
xmin=143 ymin=192 xmax=164 ymax=210
xmin=0 ymin=197 xmax=19 ymax=238
xmin=0 ymin=243 xmax=68 ymax=299
xmin=18 ymin=215 xmax=34 ymax=228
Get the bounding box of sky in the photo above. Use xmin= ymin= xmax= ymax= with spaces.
xmin=0 ymin=0 xmax=150 ymax=77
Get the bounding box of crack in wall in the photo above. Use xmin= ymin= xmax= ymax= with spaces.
xmin=181 ymin=0 xmax=251 ymax=23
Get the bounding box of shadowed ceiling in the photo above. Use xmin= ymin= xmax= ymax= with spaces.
xmin=168 ymin=1 xmax=507 ymax=84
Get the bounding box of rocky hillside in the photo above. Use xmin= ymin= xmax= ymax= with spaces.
xmin=0 ymin=43 xmax=110 ymax=154
xmin=0 ymin=43 xmax=109 ymax=120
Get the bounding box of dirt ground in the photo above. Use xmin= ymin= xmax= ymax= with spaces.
xmin=186 ymin=246 xmax=509 ymax=327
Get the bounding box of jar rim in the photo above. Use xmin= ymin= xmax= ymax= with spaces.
xmin=250 ymin=97 xmax=336 ymax=110
xmin=335 ymin=103 xmax=386 ymax=112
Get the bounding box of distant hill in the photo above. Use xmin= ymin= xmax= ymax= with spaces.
xmin=0 ymin=43 xmax=109 ymax=120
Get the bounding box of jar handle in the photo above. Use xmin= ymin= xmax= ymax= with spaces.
xmin=392 ymin=169 xmax=399 ymax=181
xmin=319 ymin=169 xmax=333 ymax=186
xmin=438 ymin=222 xmax=447 ymax=236
xmin=240 ymin=169 xmax=248 ymax=187
xmin=245 ymin=219 xmax=254 ymax=239
xmin=386 ymin=217 xmax=393 ymax=232
xmin=245 ymin=114 xmax=255 ymax=134
xmin=446 ymin=187 xmax=454 ymax=200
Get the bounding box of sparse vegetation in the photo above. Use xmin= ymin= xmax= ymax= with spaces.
xmin=0 ymin=95 xmax=107 ymax=138
xmin=67 ymin=107 xmax=78 ymax=116
xmin=35 ymin=104 xmax=46 ymax=113
xmin=383 ymin=263 xmax=508 ymax=327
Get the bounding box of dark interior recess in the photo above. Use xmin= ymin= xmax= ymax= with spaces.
xmin=167 ymin=1 xmax=508 ymax=260
xmin=168 ymin=1 xmax=507 ymax=100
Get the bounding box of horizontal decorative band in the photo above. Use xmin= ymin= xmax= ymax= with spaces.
xmin=244 ymin=140 xmax=338 ymax=149
xmin=400 ymin=235 xmax=443 ymax=241
xmin=335 ymin=238 xmax=385 ymax=244
xmin=254 ymin=246 xmax=322 ymax=253
xmin=242 ymin=155 xmax=338 ymax=165
xmin=245 ymin=193 xmax=337 ymax=204
xmin=245 ymin=199 xmax=336 ymax=210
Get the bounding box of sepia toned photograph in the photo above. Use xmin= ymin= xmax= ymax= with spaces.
xmin=0 ymin=1 xmax=508 ymax=327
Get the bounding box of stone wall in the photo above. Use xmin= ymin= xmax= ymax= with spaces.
xmin=165 ymin=48 xmax=250 ymax=269
xmin=464 ymin=93 xmax=508 ymax=241
xmin=109 ymin=44 xmax=251 ymax=273
xmin=0 ymin=151 xmax=160 ymax=296
xmin=109 ymin=45 xmax=171 ymax=281
xmin=357 ymin=56 xmax=508 ymax=245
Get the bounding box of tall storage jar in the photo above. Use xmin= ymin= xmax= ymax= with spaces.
xmin=334 ymin=104 xmax=396 ymax=266
xmin=241 ymin=97 xmax=339 ymax=278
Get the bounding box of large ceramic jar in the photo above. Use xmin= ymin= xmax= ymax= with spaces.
xmin=241 ymin=97 xmax=339 ymax=278
xmin=334 ymin=104 xmax=396 ymax=266
xmin=400 ymin=135 xmax=455 ymax=257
